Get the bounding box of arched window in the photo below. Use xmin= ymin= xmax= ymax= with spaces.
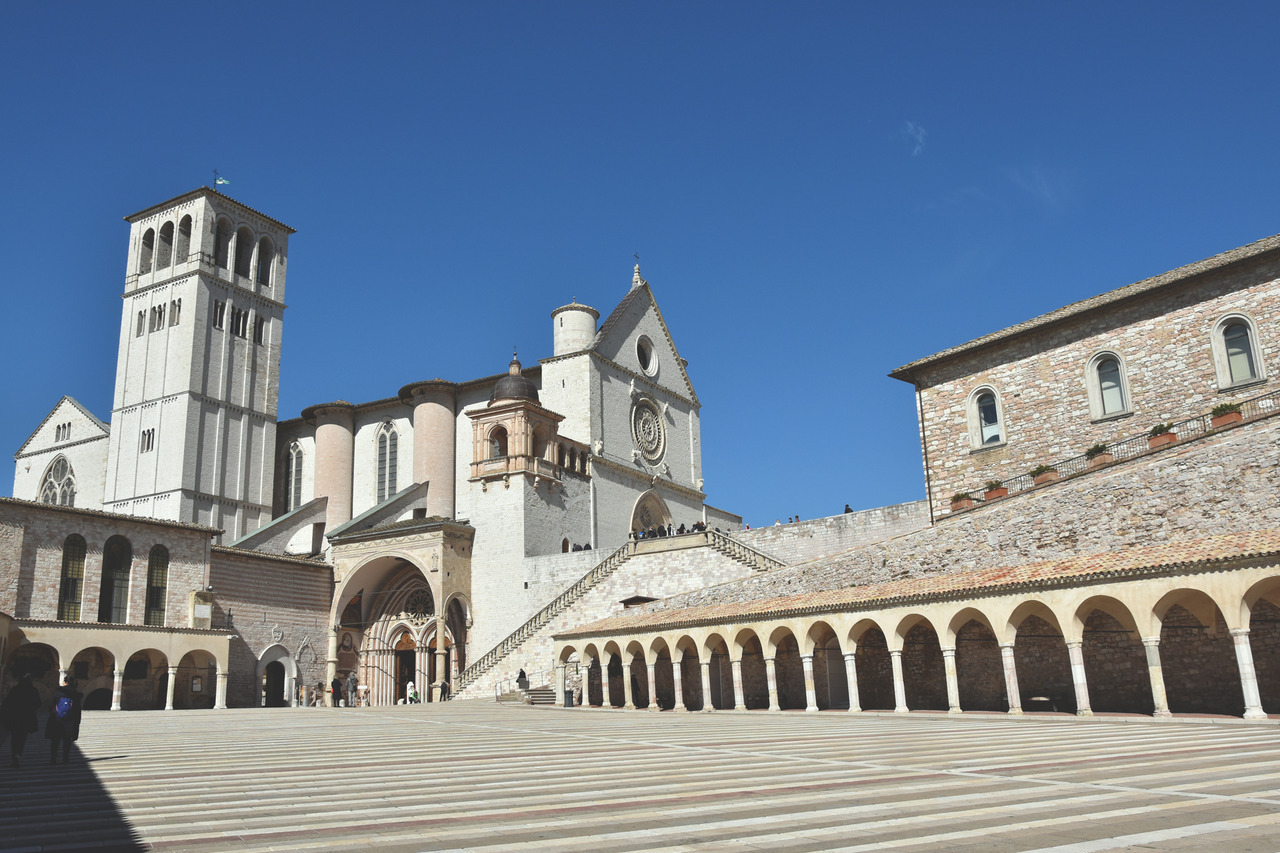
xmin=489 ymin=426 xmax=508 ymax=459
xmin=98 ymin=535 xmax=132 ymax=624
xmin=234 ymin=227 xmax=255 ymax=277
xmin=1212 ymin=315 xmax=1266 ymax=389
xmin=175 ymin=215 xmax=192 ymax=263
xmin=285 ymin=442 xmax=303 ymax=511
xmin=256 ymin=237 xmax=274 ymax=286
xmin=1086 ymin=352 xmax=1131 ymax=420
xmin=376 ymin=424 xmax=399 ymax=503
xmin=58 ymin=534 xmax=86 ymax=621
xmin=145 ymin=544 xmax=168 ymax=627
xmin=39 ymin=455 xmax=76 ymax=507
xmin=214 ymin=218 xmax=232 ymax=269
xmin=138 ymin=228 xmax=154 ymax=274
xmin=157 ymin=221 xmax=174 ymax=268
xmin=967 ymin=388 xmax=1005 ymax=449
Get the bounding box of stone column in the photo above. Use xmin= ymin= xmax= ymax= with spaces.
xmin=110 ymin=668 xmax=123 ymax=711
xmin=308 ymin=403 xmax=356 ymax=532
xmin=672 ymin=661 xmax=686 ymax=712
xmin=165 ymin=665 xmax=178 ymax=711
xmin=433 ymin=615 xmax=448 ymax=702
xmin=942 ymin=647 xmax=961 ymax=714
xmin=326 ymin=629 xmax=339 ymax=707
xmin=215 ymin=668 xmax=228 ymax=710
xmin=700 ymin=661 xmax=714 ymax=712
xmin=999 ymin=642 xmax=1022 ymax=715
xmin=1142 ymin=637 xmax=1172 ymax=718
xmin=765 ymin=657 xmax=780 ymax=711
xmin=731 ymin=658 xmax=746 ymax=711
xmin=622 ymin=661 xmax=635 ymax=709
xmin=1066 ymin=641 xmax=1092 ymax=716
xmin=889 ymin=650 xmax=908 ymax=713
xmin=800 ymin=654 xmax=819 ymax=713
xmin=555 ymin=664 xmax=567 ymax=707
xmin=843 ymin=652 xmax=861 ymax=713
xmin=404 ymin=381 xmax=458 ymax=518
xmin=1230 ymin=628 xmax=1266 ymax=720
xmin=646 ymin=663 xmax=658 ymax=711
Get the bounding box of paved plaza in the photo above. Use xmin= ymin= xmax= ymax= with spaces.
xmin=2 ymin=703 xmax=1280 ymax=852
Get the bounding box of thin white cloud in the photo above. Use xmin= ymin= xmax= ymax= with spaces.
xmin=904 ymin=121 xmax=927 ymax=156
xmin=1006 ymin=165 xmax=1064 ymax=207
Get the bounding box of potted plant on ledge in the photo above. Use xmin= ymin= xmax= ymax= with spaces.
xmin=950 ymin=492 xmax=975 ymax=511
xmin=1147 ymin=423 xmax=1177 ymax=449
xmin=1211 ymin=402 xmax=1243 ymax=429
xmin=983 ymin=479 xmax=1008 ymax=500
xmin=1029 ymin=464 xmax=1058 ymax=486
xmin=1085 ymin=443 xmax=1113 ymax=468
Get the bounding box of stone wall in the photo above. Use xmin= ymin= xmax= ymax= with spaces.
xmin=908 ymin=252 xmax=1280 ymax=517
xmin=733 ymin=501 xmax=930 ymax=565
xmin=635 ymin=414 xmax=1280 ymax=613
xmin=208 ymin=547 xmax=332 ymax=707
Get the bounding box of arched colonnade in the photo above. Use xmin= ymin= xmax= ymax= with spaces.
xmin=555 ymin=567 xmax=1280 ymax=720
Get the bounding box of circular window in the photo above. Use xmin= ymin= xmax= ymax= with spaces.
xmin=631 ymin=398 xmax=666 ymax=462
xmin=636 ymin=336 xmax=657 ymax=376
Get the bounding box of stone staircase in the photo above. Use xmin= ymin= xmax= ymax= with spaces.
xmin=454 ymin=532 xmax=787 ymax=700
xmin=526 ymin=686 xmax=556 ymax=705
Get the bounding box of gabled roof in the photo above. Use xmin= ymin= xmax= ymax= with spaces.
xmin=577 ymin=268 xmax=699 ymax=404
xmin=557 ymin=528 xmax=1280 ymax=637
xmin=14 ymin=395 xmax=109 ymax=458
xmin=889 ymin=231 xmax=1280 ymax=383
xmin=124 ymin=187 xmax=296 ymax=233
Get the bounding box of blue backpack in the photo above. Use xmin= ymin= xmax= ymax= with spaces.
xmin=54 ymin=695 xmax=73 ymax=720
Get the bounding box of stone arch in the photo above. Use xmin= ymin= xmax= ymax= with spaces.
xmin=234 ymin=226 xmax=256 ymax=277
xmin=257 ymin=644 xmax=297 ymax=708
xmin=701 ymin=631 xmax=733 ymax=710
xmin=952 ymin=615 xmax=1004 ymax=712
xmin=648 ymin=636 xmax=675 ymax=710
xmin=174 ymin=649 xmax=219 ymax=710
xmin=1010 ymin=601 xmax=1074 ymax=713
xmin=121 ymin=648 xmax=169 ymax=711
xmin=602 ymin=640 xmax=625 ymax=707
xmin=630 ymin=489 xmax=672 ymax=534
xmin=1152 ymin=589 xmax=1243 ymax=715
xmin=731 ymin=628 xmax=768 ymax=710
xmin=1243 ymin=576 xmax=1280 ymax=714
xmin=3 ymin=641 xmax=60 ymax=709
xmin=1076 ymin=596 xmax=1151 ymax=714
xmin=673 ymin=634 xmax=703 ymax=711
xmin=766 ymin=626 xmax=804 ymax=710
xmin=898 ymin=616 xmax=947 ymax=711
xmin=67 ymin=646 xmax=117 ymax=710
xmin=625 ymin=639 xmax=649 ymax=708
xmin=850 ymin=619 xmax=894 ymax=711
xmin=805 ymin=619 xmax=848 ymax=710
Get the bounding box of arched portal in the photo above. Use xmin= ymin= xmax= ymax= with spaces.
xmin=630 ymin=489 xmax=672 ymax=533
xmin=264 ymin=661 xmax=286 ymax=707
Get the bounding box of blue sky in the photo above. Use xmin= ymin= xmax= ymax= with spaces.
xmin=3 ymin=3 xmax=1280 ymax=527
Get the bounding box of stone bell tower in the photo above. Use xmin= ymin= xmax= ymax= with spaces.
xmin=102 ymin=187 xmax=294 ymax=539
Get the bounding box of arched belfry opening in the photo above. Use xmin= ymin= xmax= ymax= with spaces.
xmin=631 ymin=489 xmax=672 ymax=534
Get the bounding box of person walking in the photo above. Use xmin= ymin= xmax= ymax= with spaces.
xmin=45 ymin=676 xmax=82 ymax=765
xmin=331 ymin=676 xmax=343 ymax=707
xmin=2 ymin=673 xmax=41 ymax=768
xmin=346 ymin=671 xmax=359 ymax=708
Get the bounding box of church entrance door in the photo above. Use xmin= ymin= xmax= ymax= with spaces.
xmin=263 ymin=661 xmax=286 ymax=707
xmin=395 ymin=631 xmax=416 ymax=703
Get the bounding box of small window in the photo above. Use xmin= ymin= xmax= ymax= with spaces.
xmin=967 ymin=387 xmax=1005 ymax=449
xmin=234 ymin=227 xmax=255 ymax=278
xmin=1086 ymin=352 xmax=1131 ymax=420
xmin=98 ymin=535 xmax=132 ymax=624
xmin=157 ymin=221 xmax=174 ymax=268
xmin=489 ymin=426 xmax=508 ymax=459
xmin=175 ymin=215 xmax=192 ymax=263
xmin=170 ymin=298 xmax=181 ymax=327
xmin=256 ymin=237 xmax=274 ymax=286
xmin=136 ymin=310 xmax=146 ymax=337
xmin=140 ymin=428 xmax=155 ymax=453
xmin=212 ymin=300 xmax=226 ymax=330
xmin=285 ymin=442 xmax=303 ymax=511
xmin=253 ymin=315 xmax=266 ymax=344
xmin=1212 ymin=315 xmax=1266 ymax=389
xmin=39 ymin=455 xmax=75 ymax=507
xmin=376 ymin=423 xmax=399 ymax=503
xmin=139 ymin=228 xmax=154 ymax=274
xmin=636 ymin=336 xmax=657 ymax=375
xmin=214 ymin=218 xmax=232 ymax=269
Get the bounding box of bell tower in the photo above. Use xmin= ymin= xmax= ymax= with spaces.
xmin=102 ymin=187 xmax=295 ymax=539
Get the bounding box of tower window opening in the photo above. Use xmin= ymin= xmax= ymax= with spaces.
xmin=212 ymin=300 xmax=226 ymax=330
xmin=234 ymin=227 xmax=255 ymax=278
xmin=285 ymin=442 xmax=303 ymax=511
xmin=256 ymin=237 xmax=274 ymax=286
xmin=175 ymin=215 xmax=192 ymax=263
xmin=214 ymin=218 xmax=232 ymax=269
xmin=377 ymin=425 xmax=399 ymax=502
xmin=170 ymin=298 xmax=181 ymax=327
xmin=489 ymin=426 xmax=508 ymax=459
xmin=139 ymin=228 xmax=154 ymax=274
xmin=136 ymin=310 xmax=146 ymax=337
xmin=253 ymin=315 xmax=266 ymax=344
xmin=157 ymin=221 xmax=174 ymax=268
xmin=145 ymin=544 xmax=169 ymax=627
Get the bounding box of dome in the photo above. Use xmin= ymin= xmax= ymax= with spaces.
xmin=490 ymin=351 xmax=539 ymax=404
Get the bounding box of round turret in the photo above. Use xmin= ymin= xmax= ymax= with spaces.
xmin=551 ymin=300 xmax=599 ymax=356
xmin=490 ymin=351 xmax=539 ymax=404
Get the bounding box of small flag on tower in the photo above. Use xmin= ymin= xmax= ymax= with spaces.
xmin=216 ymin=177 xmax=230 ymax=186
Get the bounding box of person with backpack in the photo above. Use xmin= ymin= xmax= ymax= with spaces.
xmin=2 ymin=673 xmax=41 ymax=768
xmin=45 ymin=676 xmax=82 ymax=765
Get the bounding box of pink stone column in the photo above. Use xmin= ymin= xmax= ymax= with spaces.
xmin=1230 ymin=629 xmax=1266 ymax=719
xmin=672 ymin=661 xmax=686 ymax=712
xmin=999 ymin=642 xmax=1022 ymax=715
xmin=1142 ymin=637 xmax=1172 ymax=718
xmin=215 ymin=668 xmax=228 ymax=710
xmin=889 ymin=650 xmax=908 ymax=713
xmin=1066 ymin=641 xmax=1092 ymax=716
xmin=165 ymin=665 xmax=178 ymax=711
xmin=731 ymin=658 xmax=746 ymax=711
xmin=646 ymin=663 xmax=659 ymax=711
xmin=800 ymin=654 xmax=819 ymax=713
xmin=308 ymin=403 xmax=355 ymax=533
xmin=942 ymin=647 xmax=961 ymax=714
xmin=555 ymin=664 xmax=567 ymax=707
xmin=700 ymin=661 xmax=714 ymax=712
xmin=765 ymin=657 xmax=780 ymax=711
xmin=404 ymin=381 xmax=457 ymax=518
xmin=110 ymin=668 xmax=123 ymax=711
xmin=843 ymin=652 xmax=861 ymax=713
xmin=623 ymin=661 xmax=635 ymax=710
